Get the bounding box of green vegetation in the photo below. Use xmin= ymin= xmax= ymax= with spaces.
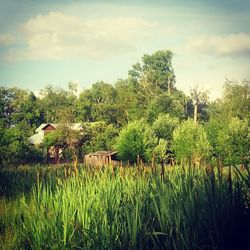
xmin=0 ymin=165 xmax=249 ymax=249
xmin=116 ymin=120 xmax=147 ymax=162
xmin=0 ymin=50 xmax=249 ymax=167
xmin=0 ymin=49 xmax=249 ymax=249
xmin=173 ymin=119 xmax=211 ymax=166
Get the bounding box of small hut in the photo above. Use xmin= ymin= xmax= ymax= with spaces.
xmin=84 ymin=151 xmax=119 ymax=167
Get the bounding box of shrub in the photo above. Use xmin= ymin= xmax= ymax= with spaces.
xmin=219 ymin=117 xmax=249 ymax=166
xmin=116 ymin=120 xmax=147 ymax=162
xmin=173 ymin=119 xmax=211 ymax=165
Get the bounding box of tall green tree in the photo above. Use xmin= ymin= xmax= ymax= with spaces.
xmin=222 ymin=79 xmax=250 ymax=120
xmin=39 ymin=85 xmax=77 ymax=123
xmin=209 ymin=79 xmax=250 ymax=122
xmin=12 ymin=92 xmax=43 ymax=128
xmin=114 ymin=79 xmax=142 ymax=123
xmin=77 ymin=81 xmax=122 ymax=125
xmin=129 ymin=50 xmax=176 ymax=96
xmin=146 ymin=92 xmax=185 ymax=122
xmin=0 ymin=87 xmax=29 ymax=127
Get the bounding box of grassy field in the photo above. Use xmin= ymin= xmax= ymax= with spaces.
xmin=0 ymin=164 xmax=250 ymax=249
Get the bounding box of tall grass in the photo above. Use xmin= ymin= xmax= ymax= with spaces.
xmin=0 ymin=164 xmax=66 ymax=198
xmin=0 ymin=165 xmax=250 ymax=249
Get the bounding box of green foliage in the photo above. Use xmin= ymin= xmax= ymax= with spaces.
xmin=153 ymin=138 xmax=168 ymax=162
xmin=39 ymin=85 xmax=77 ymax=123
xmin=76 ymin=81 xmax=122 ymax=125
xmin=1 ymin=166 xmax=250 ymax=249
xmin=83 ymin=123 xmax=119 ymax=153
xmin=143 ymin=126 xmax=158 ymax=162
xmin=209 ymin=80 xmax=250 ymax=121
xmin=129 ymin=50 xmax=175 ymax=95
xmin=173 ymin=119 xmax=211 ymax=165
xmin=152 ymin=114 xmax=179 ymax=142
xmin=0 ymin=123 xmax=42 ymax=164
xmin=116 ymin=120 xmax=147 ymax=162
xmin=141 ymin=114 xmax=179 ymax=162
xmin=205 ymin=118 xmax=226 ymax=160
xmin=43 ymin=130 xmax=65 ymax=148
xmin=43 ymin=108 xmax=78 ymax=149
xmin=223 ymin=79 xmax=250 ymax=120
xmin=125 ymin=50 xmax=178 ymax=122
xmin=43 ymin=121 xmax=84 ymax=162
xmin=0 ymin=50 xmax=249 ymax=167
xmin=190 ymin=87 xmax=209 ymax=123
xmin=12 ymin=92 xmax=43 ymax=127
xmin=205 ymin=117 xmax=250 ymax=166
xmin=226 ymin=118 xmax=249 ymax=164
xmin=146 ymin=93 xmax=185 ymax=122
xmin=114 ymin=78 xmax=142 ymax=123
xmin=0 ymin=87 xmax=40 ymax=128
xmin=219 ymin=117 xmax=249 ymax=165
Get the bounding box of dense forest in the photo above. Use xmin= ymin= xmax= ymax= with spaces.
xmin=0 ymin=50 xmax=249 ymax=167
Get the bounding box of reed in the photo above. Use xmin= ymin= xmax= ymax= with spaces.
xmin=0 ymin=164 xmax=249 ymax=249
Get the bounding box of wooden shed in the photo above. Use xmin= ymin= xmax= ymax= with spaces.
xmin=84 ymin=151 xmax=119 ymax=167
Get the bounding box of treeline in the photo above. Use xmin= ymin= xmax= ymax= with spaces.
xmin=0 ymin=50 xmax=249 ymax=166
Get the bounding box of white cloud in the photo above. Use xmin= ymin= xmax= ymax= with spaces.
xmin=0 ymin=34 xmax=15 ymax=46
xmin=187 ymin=33 xmax=250 ymax=57
xmin=3 ymin=12 xmax=157 ymax=61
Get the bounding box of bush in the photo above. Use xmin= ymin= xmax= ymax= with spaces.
xmin=152 ymin=113 xmax=179 ymax=142
xmin=205 ymin=117 xmax=250 ymax=166
xmin=219 ymin=117 xmax=249 ymax=166
xmin=0 ymin=125 xmax=42 ymax=164
xmin=116 ymin=120 xmax=147 ymax=162
xmin=173 ymin=119 xmax=211 ymax=165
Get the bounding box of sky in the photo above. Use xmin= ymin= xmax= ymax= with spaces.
xmin=0 ymin=0 xmax=250 ymax=99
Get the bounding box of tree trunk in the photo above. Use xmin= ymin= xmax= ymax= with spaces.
xmin=194 ymin=103 xmax=198 ymax=124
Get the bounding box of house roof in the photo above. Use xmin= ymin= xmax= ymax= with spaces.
xmin=28 ymin=132 xmax=44 ymax=145
xmin=30 ymin=123 xmax=83 ymax=145
xmin=35 ymin=123 xmax=82 ymax=133
xmin=88 ymin=151 xmax=118 ymax=156
xmin=35 ymin=123 xmax=57 ymax=132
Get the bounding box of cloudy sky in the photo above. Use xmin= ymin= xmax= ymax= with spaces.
xmin=0 ymin=0 xmax=250 ymax=99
